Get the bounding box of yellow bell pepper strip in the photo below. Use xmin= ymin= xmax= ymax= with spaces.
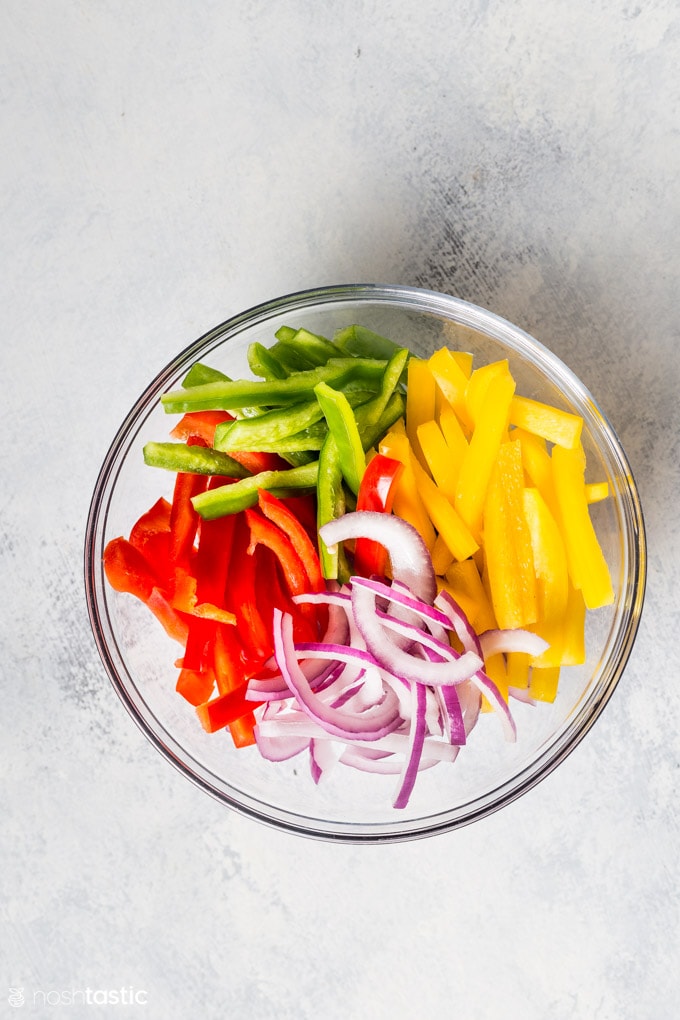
xmin=192 ymin=460 xmax=319 ymax=519
xmin=438 ymin=405 xmax=468 ymax=482
xmin=483 ymin=439 xmax=537 ymax=630
xmin=506 ymin=653 xmax=531 ymax=690
xmin=455 ymin=364 xmax=516 ymax=539
xmin=405 ymin=357 xmax=436 ymax=465
xmin=452 ymin=350 xmax=473 ymax=378
xmin=444 ymin=558 xmax=498 ymax=633
xmin=514 ymin=428 xmax=557 ymax=512
xmin=528 ymin=666 xmax=561 ymax=703
xmin=551 ymin=444 xmax=614 ymax=609
xmin=586 ymin=480 xmax=609 ymax=504
xmin=509 ymin=394 xmax=583 ymax=450
xmin=560 ymin=583 xmax=587 ymax=666
xmin=431 ymin=534 xmax=454 ymax=575
xmin=314 ymin=381 xmax=366 ymax=496
xmin=464 ymin=359 xmax=510 ymax=425
xmin=416 ymin=419 xmax=458 ymax=502
xmin=379 ymin=428 xmax=437 ymax=550
xmin=522 ymin=486 xmax=569 ymax=667
xmin=427 ymin=347 xmax=474 ymax=432
xmin=408 ymin=453 xmax=480 ymax=563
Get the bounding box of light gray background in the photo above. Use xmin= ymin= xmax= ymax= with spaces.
xmin=2 ymin=2 xmax=678 ymax=1018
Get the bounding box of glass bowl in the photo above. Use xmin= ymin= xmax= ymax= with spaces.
xmin=84 ymin=284 xmax=646 ymax=842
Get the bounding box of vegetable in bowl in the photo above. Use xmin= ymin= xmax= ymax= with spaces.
xmin=103 ymin=320 xmax=614 ymax=809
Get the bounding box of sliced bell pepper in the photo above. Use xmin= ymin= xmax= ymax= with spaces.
xmin=103 ymin=537 xmax=190 ymax=644
xmin=314 ymin=381 xmax=366 ymax=496
xmin=483 ymin=439 xmax=537 ymax=630
xmin=143 ymin=441 xmax=250 ymax=478
xmin=244 ymin=506 xmax=310 ymax=599
xmin=378 ymin=428 xmax=436 ymax=551
xmin=551 ymin=444 xmax=614 ymax=609
xmin=195 ymin=681 xmax=263 ymax=734
xmin=427 ymin=347 xmax=473 ymax=432
xmin=316 ymin=433 xmax=349 ymax=581
xmin=257 ymin=489 xmax=325 ymax=593
xmin=405 ymin=357 xmax=437 ymax=466
xmin=522 ymin=486 xmax=569 ymax=667
xmin=161 ymin=358 xmax=387 ymax=413
xmin=455 ymin=364 xmax=515 ymax=539
xmin=192 ymin=460 xmax=319 ymax=519
xmin=128 ymin=497 xmax=174 ymax=591
xmin=509 ymin=394 xmax=583 ymax=450
xmin=352 ymin=453 xmax=404 ymax=578
xmin=170 ymin=410 xmax=234 ymax=445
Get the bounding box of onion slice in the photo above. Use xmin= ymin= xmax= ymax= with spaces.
xmin=319 ymin=511 xmax=437 ymax=603
xmin=272 ymin=609 xmax=402 ymax=741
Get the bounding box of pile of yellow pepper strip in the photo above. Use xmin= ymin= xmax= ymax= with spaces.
xmin=378 ymin=347 xmax=613 ymax=707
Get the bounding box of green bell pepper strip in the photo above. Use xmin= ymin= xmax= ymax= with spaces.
xmin=356 ymin=391 xmax=406 ymax=448
xmin=182 ymin=362 xmax=230 ymax=387
xmin=361 ymin=346 xmax=409 ymax=426
xmin=333 ymin=324 xmax=407 ymax=362
xmin=276 ymin=328 xmax=338 ymax=367
xmin=213 ymin=400 xmax=327 ymax=453
xmin=160 ymin=358 xmax=387 ymax=413
xmin=274 ymin=325 xmax=298 ymax=343
xmin=143 ymin=441 xmax=250 ymax=478
xmin=191 ymin=461 xmax=319 ymax=519
xmin=247 ymin=342 xmax=288 ymax=380
xmin=316 ymin=433 xmax=350 ymax=581
xmin=314 ymin=381 xmax=366 ymax=495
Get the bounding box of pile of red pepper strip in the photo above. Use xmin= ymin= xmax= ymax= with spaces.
xmin=103 ymin=408 xmax=404 ymax=747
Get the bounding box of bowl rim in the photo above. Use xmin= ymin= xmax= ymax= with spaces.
xmin=84 ymin=283 xmax=647 ymax=842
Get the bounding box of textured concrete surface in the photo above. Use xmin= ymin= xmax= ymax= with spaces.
xmin=1 ymin=2 xmax=678 ymax=1018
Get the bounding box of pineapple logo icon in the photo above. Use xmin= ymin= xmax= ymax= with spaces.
xmin=8 ymin=988 xmax=24 ymax=1007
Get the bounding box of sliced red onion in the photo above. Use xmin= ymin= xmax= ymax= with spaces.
xmin=469 ymin=671 xmax=517 ymax=742
xmin=434 ymin=589 xmax=482 ymax=656
xmin=436 ymin=683 xmax=467 ymax=746
xmin=254 ymin=727 xmax=309 ymax=762
xmin=350 ymin=582 xmax=482 ymax=686
xmin=393 ymin=681 xmax=428 ymax=809
xmin=340 ymin=747 xmax=446 ymax=775
xmin=319 ymin=511 xmax=437 ymax=603
xmin=479 ymin=628 xmax=549 ymax=659
xmin=508 ymin=686 xmax=538 ymax=705
xmin=309 ymin=737 xmax=344 ymax=784
xmin=352 ymin=575 xmax=452 ymax=633
xmin=272 ymin=609 xmax=402 ymax=741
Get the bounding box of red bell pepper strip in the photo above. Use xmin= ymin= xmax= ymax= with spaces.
xmin=195 ymin=682 xmax=262 ymax=737
xmin=257 ymin=489 xmax=325 ymax=592
xmin=227 ymin=515 xmax=274 ymax=662
xmin=103 ymin=537 xmax=190 ymax=644
xmin=170 ymin=410 xmax=234 ymax=445
xmin=104 ymin=536 xmax=161 ymax=600
xmin=176 ymin=667 xmax=216 ymax=707
xmin=245 ymin=506 xmax=310 ymax=599
xmin=129 ymin=497 xmax=174 ymax=590
xmin=169 ymin=438 xmax=209 ymax=565
xmin=353 ymin=453 xmax=404 ymax=577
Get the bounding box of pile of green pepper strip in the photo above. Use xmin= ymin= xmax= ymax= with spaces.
xmin=143 ymin=324 xmax=410 ymax=580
